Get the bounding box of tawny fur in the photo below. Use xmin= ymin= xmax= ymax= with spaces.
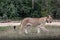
xmin=20 ymin=15 xmax=53 ymax=34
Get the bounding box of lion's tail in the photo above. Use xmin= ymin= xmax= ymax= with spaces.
xmin=19 ymin=20 xmax=23 ymax=30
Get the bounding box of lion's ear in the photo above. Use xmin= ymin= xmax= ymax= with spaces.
xmin=46 ymin=19 xmax=48 ymax=23
xmin=47 ymin=15 xmax=50 ymax=18
xmin=46 ymin=16 xmax=49 ymax=18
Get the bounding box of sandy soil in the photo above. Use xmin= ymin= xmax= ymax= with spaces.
xmin=0 ymin=21 xmax=59 ymax=26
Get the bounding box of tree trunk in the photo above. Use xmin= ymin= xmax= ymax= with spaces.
xmin=32 ymin=0 xmax=34 ymax=9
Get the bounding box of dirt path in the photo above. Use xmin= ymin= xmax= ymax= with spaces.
xmin=45 ymin=22 xmax=60 ymax=26
xmin=0 ymin=23 xmax=20 ymax=26
xmin=0 ymin=22 xmax=59 ymax=26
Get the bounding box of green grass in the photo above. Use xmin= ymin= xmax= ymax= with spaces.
xmin=0 ymin=26 xmax=9 ymax=31
xmin=45 ymin=25 xmax=60 ymax=30
xmin=0 ymin=25 xmax=60 ymax=39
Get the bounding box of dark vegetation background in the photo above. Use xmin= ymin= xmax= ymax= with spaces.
xmin=0 ymin=0 xmax=60 ymax=20
xmin=0 ymin=0 xmax=60 ymax=39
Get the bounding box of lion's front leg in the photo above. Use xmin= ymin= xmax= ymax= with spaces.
xmin=40 ymin=23 xmax=49 ymax=32
xmin=37 ymin=25 xmax=49 ymax=34
xmin=39 ymin=27 xmax=49 ymax=32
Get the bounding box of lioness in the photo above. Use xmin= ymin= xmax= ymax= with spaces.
xmin=20 ymin=15 xmax=53 ymax=34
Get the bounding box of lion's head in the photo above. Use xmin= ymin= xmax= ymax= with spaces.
xmin=46 ymin=15 xmax=53 ymax=23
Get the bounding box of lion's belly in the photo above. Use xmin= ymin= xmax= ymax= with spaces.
xmin=28 ymin=19 xmax=40 ymax=26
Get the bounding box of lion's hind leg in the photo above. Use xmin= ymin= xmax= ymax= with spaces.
xmin=37 ymin=27 xmax=41 ymax=34
xmin=24 ymin=23 xmax=32 ymax=34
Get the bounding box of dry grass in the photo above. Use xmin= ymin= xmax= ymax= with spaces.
xmin=0 ymin=25 xmax=60 ymax=39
